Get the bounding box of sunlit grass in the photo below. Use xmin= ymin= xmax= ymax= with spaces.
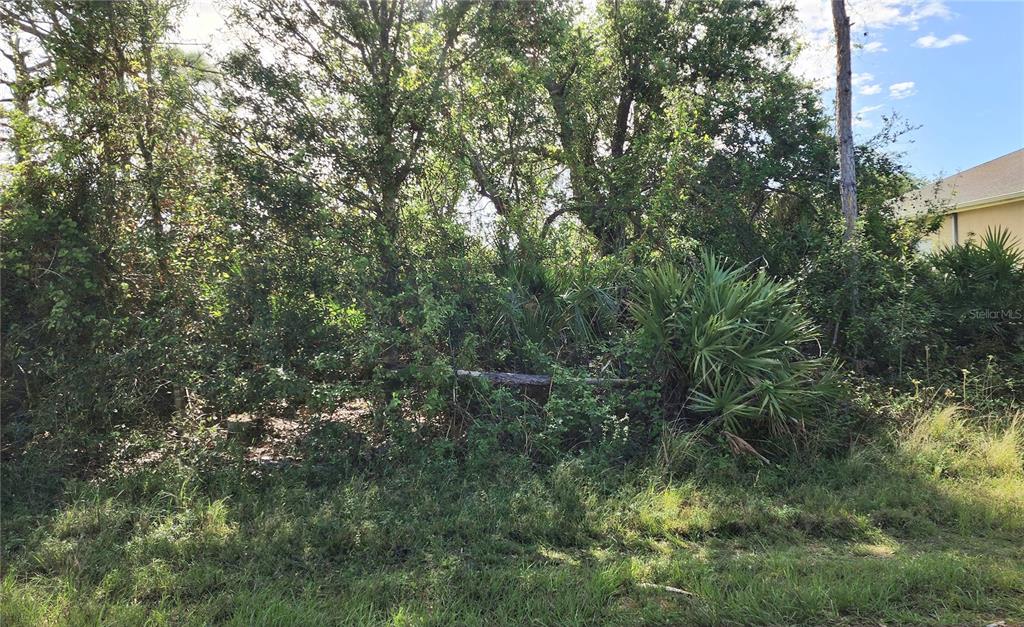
xmin=2 ymin=404 xmax=1022 ymax=625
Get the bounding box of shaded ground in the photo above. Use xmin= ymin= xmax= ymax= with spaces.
xmin=239 ymin=399 xmax=373 ymax=466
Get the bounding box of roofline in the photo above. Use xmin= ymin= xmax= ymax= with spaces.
xmin=945 ymin=190 xmax=1024 ymax=215
xmin=934 ymin=148 xmax=1024 ymax=186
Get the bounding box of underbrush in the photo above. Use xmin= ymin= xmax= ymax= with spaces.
xmin=2 ymin=397 xmax=1021 ymax=625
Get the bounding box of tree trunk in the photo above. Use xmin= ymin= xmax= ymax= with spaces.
xmin=831 ymin=0 xmax=860 ymax=337
xmin=377 ymin=185 xmax=403 ymax=300
xmin=831 ymin=0 xmax=858 ymax=242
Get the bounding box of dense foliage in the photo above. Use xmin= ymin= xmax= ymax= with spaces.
xmin=2 ymin=0 xmax=1022 ymax=470
xmin=930 ymin=228 xmax=1024 ymax=360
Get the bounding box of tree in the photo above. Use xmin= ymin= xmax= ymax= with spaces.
xmin=221 ymin=0 xmax=472 ymax=304
xmin=1 ymin=0 xmax=224 ymax=423
xmin=461 ymin=0 xmax=834 ymax=263
xmin=831 ymin=0 xmax=858 ymax=242
xmin=442 ymin=1 xmax=563 ymax=263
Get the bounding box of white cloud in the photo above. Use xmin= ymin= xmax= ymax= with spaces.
xmin=914 ymin=33 xmax=970 ymax=48
xmin=789 ymin=0 xmax=954 ymax=86
xmin=852 ymin=73 xmax=881 ymax=95
xmin=853 ymin=105 xmax=884 ymax=128
xmin=855 ymin=0 xmax=951 ymax=28
xmin=889 ymin=81 xmax=918 ymax=99
xmin=852 ymin=72 xmax=874 ymax=86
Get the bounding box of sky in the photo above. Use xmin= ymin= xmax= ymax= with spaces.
xmin=163 ymin=0 xmax=1024 ymax=181
xmin=791 ymin=0 xmax=1024 ymax=179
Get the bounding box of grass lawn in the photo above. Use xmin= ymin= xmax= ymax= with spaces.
xmin=2 ymin=404 xmax=1022 ymax=625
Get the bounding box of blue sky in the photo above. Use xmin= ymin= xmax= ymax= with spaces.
xmin=845 ymin=1 xmax=1024 ymax=179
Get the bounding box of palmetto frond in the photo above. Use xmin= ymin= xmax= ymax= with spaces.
xmin=632 ymin=251 xmax=835 ymax=439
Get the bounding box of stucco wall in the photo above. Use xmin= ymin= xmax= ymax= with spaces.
xmin=957 ymin=199 xmax=1024 ymax=244
xmin=921 ymin=198 xmax=1024 ymax=252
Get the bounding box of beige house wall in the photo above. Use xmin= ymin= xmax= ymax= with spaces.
xmin=922 ymin=198 xmax=1024 ymax=252
xmin=958 ymin=199 xmax=1024 ymax=244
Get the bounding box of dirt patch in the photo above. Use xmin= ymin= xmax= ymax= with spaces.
xmin=242 ymin=399 xmax=373 ymax=465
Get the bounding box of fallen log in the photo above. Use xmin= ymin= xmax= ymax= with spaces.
xmin=455 ymin=369 xmax=631 ymax=387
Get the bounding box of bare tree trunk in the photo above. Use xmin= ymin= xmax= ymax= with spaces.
xmin=831 ymin=0 xmax=858 ymax=241
xmin=831 ymin=0 xmax=860 ymax=344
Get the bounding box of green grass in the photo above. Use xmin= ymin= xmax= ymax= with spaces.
xmin=2 ymin=404 xmax=1022 ymax=625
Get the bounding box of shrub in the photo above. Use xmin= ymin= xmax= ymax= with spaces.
xmin=928 ymin=227 xmax=1024 ymax=360
xmin=800 ymin=227 xmax=1024 ymax=376
xmin=631 ymin=251 xmax=836 ymax=440
xmin=799 ymin=235 xmax=940 ymax=375
xmin=493 ymin=253 xmax=629 ymax=369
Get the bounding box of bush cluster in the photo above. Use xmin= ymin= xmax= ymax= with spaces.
xmin=3 ymin=0 xmax=1022 ymax=474
xmin=802 ymin=227 xmax=1024 ymax=376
